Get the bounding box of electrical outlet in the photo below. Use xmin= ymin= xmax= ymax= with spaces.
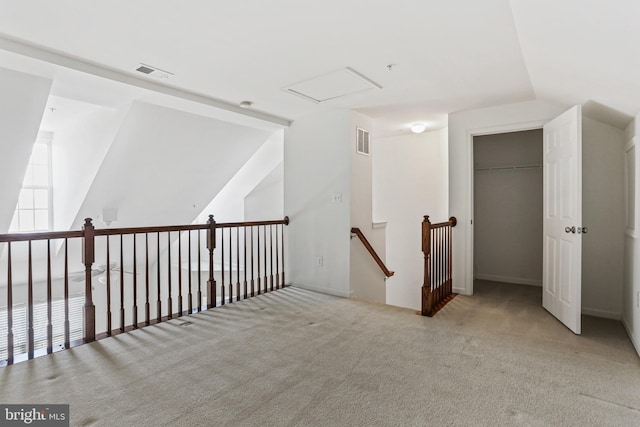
xmin=331 ymin=193 xmax=342 ymax=203
xmin=316 ymin=256 xmax=323 ymax=267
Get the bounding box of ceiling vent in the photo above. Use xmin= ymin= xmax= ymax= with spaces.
xmin=135 ymin=63 xmax=173 ymax=80
xmin=283 ymin=67 xmax=381 ymax=104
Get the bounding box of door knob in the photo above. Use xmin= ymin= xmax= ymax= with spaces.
xmin=565 ymin=226 xmax=576 ymax=234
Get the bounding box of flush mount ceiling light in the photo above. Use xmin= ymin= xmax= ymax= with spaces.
xmin=239 ymin=101 xmax=253 ymax=109
xmin=411 ymin=123 xmax=427 ymax=134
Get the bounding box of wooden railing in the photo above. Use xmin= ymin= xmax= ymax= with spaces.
xmin=420 ymin=215 xmax=457 ymax=316
xmin=0 ymin=215 xmax=289 ymax=365
xmin=351 ymin=228 xmax=394 ymax=277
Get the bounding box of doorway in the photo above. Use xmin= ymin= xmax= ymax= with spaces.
xmin=473 ymin=129 xmax=543 ymax=296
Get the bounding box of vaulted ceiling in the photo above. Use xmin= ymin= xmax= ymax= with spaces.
xmin=0 ymin=0 xmax=637 ymax=134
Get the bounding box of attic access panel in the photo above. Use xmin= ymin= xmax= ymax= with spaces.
xmin=283 ymin=67 xmax=381 ymax=103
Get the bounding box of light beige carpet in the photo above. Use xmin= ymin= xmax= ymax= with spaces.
xmin=0 ymin=282 xmax=639 ymax=426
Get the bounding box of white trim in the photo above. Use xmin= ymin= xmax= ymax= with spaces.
xmin=0 ymin=34 xmax=291 ymax=127
xmin=622 ymin=316 xmax=640 ymax=358
xmin=466 ymin=120 xmax=547 ymax=296
xmin=582 ymin=307 xmax=621 ymax=321
xmin=624 ymin=137 xmax=638 ymax=237
xmin=475 ymin=274 xmax=542 ymax=287
xmin=371 ymin=222 xmax=387 ymax=229
xmin=289 ymin=283 xmax=351 ymax=298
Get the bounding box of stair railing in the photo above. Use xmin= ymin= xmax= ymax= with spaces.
xmin=421 ymin=215 xmax=457 ymax=316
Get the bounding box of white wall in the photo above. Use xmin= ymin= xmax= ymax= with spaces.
xmin=623 ymin=117 xmax=640 ymax=356
xmin=449 ymin=100 xmax=564 ymax=295
xmin=0 ymin=67 xmax=51 ymax=233
xmin=373 ymin=128 xmax=448 ymax=310
xmin=349 ymin=112 xmax=387 ymax=304
xmin=473 ymin=130 xmax=543 ymax=286
xmin=284 ymin=109 xmax=351 ymax=297
xmin=582 ymin=117 xmax=624 ymax=319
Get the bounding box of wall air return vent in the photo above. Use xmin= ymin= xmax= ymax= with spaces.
xmin=283 ymin=67 xmax=381 ymax=104
xmin=135 ymin=63 xmax=174 ymax=80
xmin=356 ymin=127 xmax=370 ymax=155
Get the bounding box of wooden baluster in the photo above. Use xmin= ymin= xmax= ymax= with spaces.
xmin=263 ymin=225 xmax=268 ymax=293
xmin=132 ymin=234 xmax=138 ymax=329
xmin=275 ymin=224 xmax=280 ymax=289
xmin=251 ymin=226 xmax=255 ymax=297
xmin=269 ymin=225 xmax=274 ymax=292
xmin=243 ymin=226 xmax=248 ymax=299
xmin=6 ymin=242 xmax=14 ymax=364
xmin=421 ymin=215 xmax=432 ymax=316
xmin=145 ymin=233 xmax=150 ymax=325
xmin=82 ymin=218 xmax=96 ymax=342
xmin=188 ymin=231 xmax=193 ymax=314
xmin=236 ymin=227 xmax=240 ymax=302
xmin=46 ymin=239 xmax=53 ymax=353
xmin=27 ymin=240 xmax=34 ymax=359
xmin=283 ymin=217 xmax=289 ymax=287
xmin=156 ymin=232 xmax=162 ymax=322
xmin=436 ymin=227 xmax=440 ymax=306
xmin=228 ymin=226 xmax=233 ymax=303
xmin=106 ymin=236 xmax=112 ymax=336
xmin=167 ymin=232 xmax=172 ymax=319
xmin=198 ymin=230 xmax=202 ymax=311
xmin=438 ymin=227 xmax=444 ymax=303
xmin=256 ymin=225 xmax=261 ymax=295
xmin=206 ymin=215 xmax=216 ymax=309
xmin=436 ymin=227 xmax=440 ymax=303
xmin=178 ymin=232 xmax=183 ymax=316
xmin=447 ymin=224 xmax=452 ymax=295
xmin=221 ymin=227 xmax=226 ymax=306
xmin=63 ymin=239 xmax=70 ymax=350
xmin=120 ymin=236 xmax=126 ymax=332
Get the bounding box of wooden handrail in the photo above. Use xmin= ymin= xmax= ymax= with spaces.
xmin=351 ymin=227 xmax=394 ymax=277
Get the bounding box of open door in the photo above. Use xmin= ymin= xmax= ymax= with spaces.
xmin=543 ymin=106 xmax=582 ymax=334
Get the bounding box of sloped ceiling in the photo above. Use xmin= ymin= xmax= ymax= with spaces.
xmin=72 ymin=101 xmax=272 ymax=228
xmin=0 ymin=1 xmax=637 ymax=134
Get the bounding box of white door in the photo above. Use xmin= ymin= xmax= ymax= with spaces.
xmin=543 ymin=106 xmax=582 ymax=334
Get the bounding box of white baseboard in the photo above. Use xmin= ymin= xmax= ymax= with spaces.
xmin=622 ymin=316 xmax=640 ymax=358
xmin=582 ymin=307 xmax=621 ymax=321
xmin=289 ymin=283 xmax=352 ymax=298
xmin=453 ymin=287 xmax=471 ymax=296
xmin=475 ymin=274 xmax=542 ymax=287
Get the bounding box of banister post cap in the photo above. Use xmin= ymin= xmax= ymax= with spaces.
xmin=83 ymin=218 xmax=93 ymax=227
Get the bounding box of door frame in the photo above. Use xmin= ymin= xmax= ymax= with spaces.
xmin=465 ymin=120 xmax=548 ymax=295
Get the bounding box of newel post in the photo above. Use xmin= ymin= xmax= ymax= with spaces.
xmin=82 ymin=218 xmax=96 ymax=342
xmin=206 ymin=215 xmax=217 ymax=309
xmin=421 ymin=215 xmax=432 ymax=316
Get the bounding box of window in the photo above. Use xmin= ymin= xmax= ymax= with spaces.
xmin=10 ymin=136 xmax=53 ymax=232
xmin=0 ymin=295 xmax=84 ymax=361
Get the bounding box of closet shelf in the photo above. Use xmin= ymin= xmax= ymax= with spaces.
xmin=474 ymin=164 xmax=542 ymax=172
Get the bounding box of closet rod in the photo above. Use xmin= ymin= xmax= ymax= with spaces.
xmin=474 ymin=164 xmax=542 ymax=172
